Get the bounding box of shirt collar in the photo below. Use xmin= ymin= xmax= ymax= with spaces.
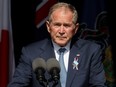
xmin=52 ymin=40 xmax=71 ymax=52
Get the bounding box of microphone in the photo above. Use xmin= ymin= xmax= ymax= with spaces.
xmin=32 ymin=58 xmax=47 ymax=87
xmin=46 ymin=58 xmax=60 ymax=86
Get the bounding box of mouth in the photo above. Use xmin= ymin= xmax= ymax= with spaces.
xmin=57 ymin=36 xmax=66 ymax=39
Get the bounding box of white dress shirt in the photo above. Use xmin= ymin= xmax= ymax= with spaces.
xmin=52 ymin=41 xmax=71 ymax=71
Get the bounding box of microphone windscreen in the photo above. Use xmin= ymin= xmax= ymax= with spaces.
xmin=32 ymin=58 xmax=46 ymax=72
xmin=46 ymin=58 xmax=60 ymax=73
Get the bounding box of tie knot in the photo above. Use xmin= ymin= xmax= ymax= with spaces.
xmin=59 ymin=48 xmax=66 ymax=54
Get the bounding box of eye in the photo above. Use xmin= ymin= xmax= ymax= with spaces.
xmin=53 ymin=23 xmax=61 ymax=28
xmin=64 ymin=24 xmax=71 ymax=28
xmin=55 ymin=23 xmax=61 ymax=26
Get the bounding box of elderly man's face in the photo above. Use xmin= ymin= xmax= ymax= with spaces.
xmin=46 ymin=7 xmax=79 ymax=46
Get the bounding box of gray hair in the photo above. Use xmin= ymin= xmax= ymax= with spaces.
xmin=48 ymin=2 xmax=78 ymax=24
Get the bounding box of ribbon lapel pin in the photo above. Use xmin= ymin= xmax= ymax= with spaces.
xmin=72 ymin=53 xmax=80 ymax=70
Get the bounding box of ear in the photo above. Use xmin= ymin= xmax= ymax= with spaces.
xmin=46 ymin=21 xmax=50 ymax=33
xmin=74 ymin=23 xmax=79 ymax=34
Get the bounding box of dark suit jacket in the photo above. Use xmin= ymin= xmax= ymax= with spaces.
xmin=8 ymin=38 xmax=107 ymax=87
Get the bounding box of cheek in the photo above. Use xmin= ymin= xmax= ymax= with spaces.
xmin=67 ymin=30 xmax=76 ymax=36
xmin=50 ymin=29 xmax=58 ymax=36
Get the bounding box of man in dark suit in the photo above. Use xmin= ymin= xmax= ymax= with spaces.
xmin=8 ymin=2 xmax=107 ymax=87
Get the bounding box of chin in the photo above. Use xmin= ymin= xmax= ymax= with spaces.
xmin=55 ymin=39 xmax=68 ymax=46
xmin=57 ymin=42 xmax=67 ymax=47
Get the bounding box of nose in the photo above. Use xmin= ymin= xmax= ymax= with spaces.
xmin=59 ymin=25 xmax=65 ymax=34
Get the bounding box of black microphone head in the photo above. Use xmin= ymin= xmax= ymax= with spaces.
xmin=32 ymin=58 xmax=46 ymax=73
xmin=32 ymin=58 xmax=47 ymax=86
xmin=46 ymin=58 xmax=61 ymax=82
xmin=46 ymin=58 xmax=60 ymax=74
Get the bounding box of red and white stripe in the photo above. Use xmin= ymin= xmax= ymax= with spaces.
xmin=35 ymin=0 xmax=58 ymax=28
xmin=0 ymin=0 xmax=15 ymax=86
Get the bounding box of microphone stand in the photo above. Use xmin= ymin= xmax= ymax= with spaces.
xmin=38 ymin=78 xmax=48 ymax=87
xmin=35 ymin=69 xmax=48 ymax=87
xmin=48 ymin=73 xmax=60 ymax=87
xmin=36 ymin=71 xmax=59 ymax=87
xmin=52 ymin=80 xmax=59 ymax=87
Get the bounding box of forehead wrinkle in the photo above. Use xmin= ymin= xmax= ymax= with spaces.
xmin=50 ymin=7 xmax=73 ymax=23
xmin=52 ymin=7 xmax=72 ymax=16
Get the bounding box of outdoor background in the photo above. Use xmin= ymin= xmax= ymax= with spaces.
xmin=0 ymin=0 xmax=115 ymax=87
xmin=11 ymin=0 xmax=116 ymax=87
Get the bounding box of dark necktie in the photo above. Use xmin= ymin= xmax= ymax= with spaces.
xmin=58 ymin=48 xmax=67 ymax=87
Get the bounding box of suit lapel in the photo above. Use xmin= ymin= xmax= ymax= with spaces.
xmin=37 ymin=39 xmax=61 ymax=87
xmin=66 ymin=40 xmax=83 ymax=87
xmin=38 ymin=39 xmax=56 ymax=61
